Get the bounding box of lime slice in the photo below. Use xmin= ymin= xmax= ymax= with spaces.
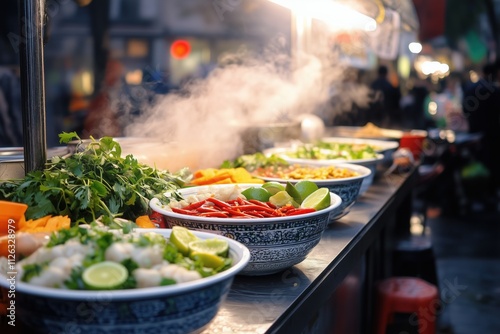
xmin=82 ymin=261 xmax=128 ymax=290
xmin=189 ymin=238 xmax=229 ymax=257
xmin=241 ymin=187 xmax=271 ymax=202
xmin=269 ymin=190 xmax=299 ymax=207
xmin=285 ymin=182 xmax=302 ymax=204
xmin=261 ymin=182 xmax=286 ymax=195
xmin=294 ymin=180 xmax=319 ymax=202
xmin=300 ymin=188 xmax=331 ymax=211
xmin=190 ymin=251 xmax=225 ymax=269
xmin=170 ymin=226 xmax=199 ymax=255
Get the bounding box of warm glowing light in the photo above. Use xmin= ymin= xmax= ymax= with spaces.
xmin=469 ymin=70 xmax=479 ymax=83
xmin=81 ymin=71 xmax=93 ymax=95
xmin=269 ymin=0 xmax=377 ymax=31
xmin=421 ymin=61 xmax=449 ymax=76
xmin=126 ymin=69 xmax=143 ymax=85
xmin=170 ymin=40 xmax=191 ymax=59
xmin=428 ymin=101 xmax=437 ymax=115
xmin=439 ymin=63 xmax=450 ymax=74
xmin=408 ymin=42 xmax=422 ymax=54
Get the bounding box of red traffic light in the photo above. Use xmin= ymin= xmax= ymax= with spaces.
xmin=170 ymin=40 xmax=191 ymax=59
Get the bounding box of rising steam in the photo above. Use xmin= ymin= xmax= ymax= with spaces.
xmin=121 ymin=34 xmax=373 ymax=170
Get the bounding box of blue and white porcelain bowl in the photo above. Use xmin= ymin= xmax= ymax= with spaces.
xmin=257 ymin=163 xmax=371 ymax=221
xmin=150 ymin=184 xmax=342 ymax=276
xmin=0 ymin=229 xmax=250 ymax=334
xmin=264 ymin=147 xmax=384 ymax=195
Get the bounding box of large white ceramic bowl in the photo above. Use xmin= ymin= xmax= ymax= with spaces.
xmin=150 ymin=184 xmax=342 ymax=276
xmin=264 ymin=147 xmax=384 ymax=195
xmin=255 ymin=163 xmax=371 ymax=221
xmin=0 ymin=228 xmax=250 ymax=334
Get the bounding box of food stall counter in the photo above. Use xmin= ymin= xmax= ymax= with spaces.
xmin=203 ymin=167 xmax=418 ymax=334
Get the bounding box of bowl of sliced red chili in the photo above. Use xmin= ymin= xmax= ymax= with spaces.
xmin=149 ymin=184 xmax=342 ymax=275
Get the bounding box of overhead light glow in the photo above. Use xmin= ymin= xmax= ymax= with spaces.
xmin=269 ymin=0 xmax=377 ymax=31
xmin=170 ymin=40 xmax=191 ymax=59
xmin=408 ymin=42 xmax=422 ymax=54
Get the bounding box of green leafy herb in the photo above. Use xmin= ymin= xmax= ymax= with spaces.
xmin=220 ymin=152 xmax=289 ymax=171
xmin=64 ymin=267 xmax=85 ymax=290
xmin=46 ymin=226 xmax=81 ymax=247
xmin=0 ymin=132 xmax=186 ymax=224
xmin=160 ymin=278 xmax=176 ymax=286
xmin=21 ymin=263 xmax=45 ymax=282
xmin=289 ymin=142 xmax=379 ymax=160
xmin=120 ymin=259 xmax=139 ymax=289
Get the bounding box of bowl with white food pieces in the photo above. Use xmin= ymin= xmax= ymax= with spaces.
xmin=0 ymin=225 xmax=250 ymax=334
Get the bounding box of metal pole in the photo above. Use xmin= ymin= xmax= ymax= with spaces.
xmin=18 ymin=0 xmax=47 ymax=173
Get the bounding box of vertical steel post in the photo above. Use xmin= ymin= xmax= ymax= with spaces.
xmin=18 ymin=0 xmax=47 ymax=173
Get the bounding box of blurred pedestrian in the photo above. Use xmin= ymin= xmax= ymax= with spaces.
xmin=369 ymin=65 xmax=401 ymax=128
xmin=401 ymin=72 xmax=431 ymax=130
xmin=462 ymin=62 xmax=500 ymax=199
xmin=432 ymin=72 xmax=468 ymax=132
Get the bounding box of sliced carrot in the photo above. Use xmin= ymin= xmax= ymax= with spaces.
xmin=135 ymin=215 xmax=156 ymax=228
xmin=191 ymin=171 xmax=232 ymax=185
xmin=190 ymin=167 xmax=264 ymax=186
xmin=19 ymin=215 xmax=70 ymax=233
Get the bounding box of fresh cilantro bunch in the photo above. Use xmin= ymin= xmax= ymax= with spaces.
xmin=0 ymin=132 xmax=185 ymax=224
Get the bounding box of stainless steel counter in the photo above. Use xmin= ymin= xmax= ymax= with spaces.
xmin=204 ymin=168 xmax=418 ymax=334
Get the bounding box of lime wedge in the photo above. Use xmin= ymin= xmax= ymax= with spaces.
xmin=170 ymin=226 xmax=199 ymax=255
xmin=82 ymin=261 xmax=128 ymax=290
xmin=285 ymin=182 xmax=302 ymax=204
xmin=300 ymin=188 xmax=331 ymax=211
xmin=261 ymin=182 xmax=286 ymax=195
xmin=190 ymin=251 xmax=225 ymax=269
xmin=189 ymin=238 xmax=229 ymax=257
xmin=241 ymin=187 xmax=271 ymax=202
xmin=269 ymin=190 xmax=299 ymax=207
xmin=294 ymin=180 xmax=319 ymax=202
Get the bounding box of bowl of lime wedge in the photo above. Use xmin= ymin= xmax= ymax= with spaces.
xmin=150 ymin=183 xmax=342 ymax=275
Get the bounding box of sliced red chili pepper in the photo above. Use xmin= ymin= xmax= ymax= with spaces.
xmin=199 ymin=211 xmax=229 ymax=218
xmin=279 ymin=205 xmax=295 ymax=213
xmin=225 ymin=208 xmax=254 ymax=217
xmin=266 ymin=202 xmax=277 ymax=209
xmin=183 ymin=200 xmax=206 ymax=210
xmin=236 ymin=204 xmax=276 ymax=214
xmin=196 ymin=206 xmax=222 ymax=213
xmin=206 ymin=197 xmax=231 ymax=208
xmin=244 ymin=210 xmax=265 ymax=218
xmin=286 ymin=208 xmax=317 ymax=216
xmin=171 ymin=207 xmax=197 ymax=215
xmin=248 ymin=199 xmax=271 ymax=208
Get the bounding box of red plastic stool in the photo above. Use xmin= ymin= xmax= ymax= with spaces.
xmin=375 ymin=277 xmax=439 ymax=334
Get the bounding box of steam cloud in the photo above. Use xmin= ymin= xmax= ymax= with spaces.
xmin=122 ymin=34 xmax=373 ymax=171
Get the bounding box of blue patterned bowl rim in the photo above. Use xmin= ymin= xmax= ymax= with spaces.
xmin=150 ymin=184 xmax=342 ymax=225
xmin=256 ymin=162 xmax=372 ymax=186
xmin=0 ymin=228 xmax=250 ymax=300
